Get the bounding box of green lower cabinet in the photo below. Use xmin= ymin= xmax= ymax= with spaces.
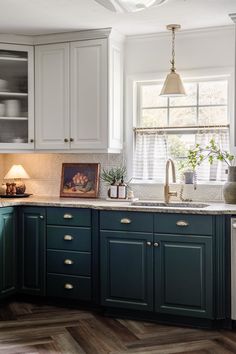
xmin=0 ymin=207 xmax=16 ymax=297
xmin=18 ymin=207 xmax=46 ymax=296
xmin=154 ymin=234 xmax=213 ymax=318
xmin=100 ymin=231 xmax=153 ymax=311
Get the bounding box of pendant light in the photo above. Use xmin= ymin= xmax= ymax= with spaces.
xmin=160 ymin=24 xmax=186 ymax=97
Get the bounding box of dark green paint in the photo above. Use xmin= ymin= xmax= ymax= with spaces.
xmin=47 ymin=207 xmax=91 ymax=227
xmin=154 ymin=214 xmax=213 ymax=235
xmin=47 ymin=273 xmax=91 ymax=300
xmin=18 ymin=207 xmax=46 ymax=296
xmin=0 ymin=207 xmax=16 ymax=296
xmin=47 ymin=225 xmax=91 ymax=251
xmin=100 ymin=230 xmax=153 ymax=311
xmin=100 ymin=211 xmax=153 ymax=233
xmin=154 ymin=234 xmax=213 ymax=318
xmin=47 ymin=250 xmax=91 ymax=276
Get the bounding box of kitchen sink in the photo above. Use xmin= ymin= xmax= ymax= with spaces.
xmin=131 ymin=201 xmax=210 ymax=208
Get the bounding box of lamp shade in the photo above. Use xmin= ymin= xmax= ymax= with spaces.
xmin=4 ymin=165 xmax=30 ymax=179
xmin=160 ymin=71 xmax=186 ymax=96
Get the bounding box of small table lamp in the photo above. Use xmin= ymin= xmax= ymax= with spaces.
xmin=4 ymin=165 xmax=30 ymax=196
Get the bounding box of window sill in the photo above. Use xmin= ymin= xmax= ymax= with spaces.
xmin=130 ymin=179 xmax=225 ymax=187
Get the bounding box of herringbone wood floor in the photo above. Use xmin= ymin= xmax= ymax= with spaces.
xmin=0 ymin=302 xmax=235 ymax=354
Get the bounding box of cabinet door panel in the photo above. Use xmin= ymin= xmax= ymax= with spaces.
xmin=18 ymin=207 xmax=46 ymax=295
xmin=35 ymin=43 xmax=70 ymax=149
xmin=70 ymin=39 xmax=107 ymax=150
xmin=100 ymin=231 xmax=153 ymax=311
xmin=155 ymin=234 xmax=213 ymax=318
xmin=0 ymin=207 xmax=16 ymax=296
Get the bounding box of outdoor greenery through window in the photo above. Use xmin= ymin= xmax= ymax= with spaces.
xmin=134 ymin=79 xmax=229 ymax=182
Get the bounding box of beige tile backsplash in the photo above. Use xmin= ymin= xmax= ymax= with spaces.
xmin=0 ymin=153 xmax=224 ymax=202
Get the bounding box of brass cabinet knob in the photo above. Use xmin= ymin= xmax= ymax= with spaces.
xmin=64 ymin=259 xmax=74 ymax=265
xmin=70 ymin=138 xmax=74 ymax=142
xmin=154 ymin=242 xmax=159 ymax=247
xmin=30 ymin=139 xmax=34 ymax=143
xmin=64 ymin=138 xmax=69 ymax=143
xmin=64 ymin=235 xmax=73 ymax=241
xmin=63 ymin=213 xmax=73 ymax=219
xmin=176 ymin=220 xmax=189 ymax=227
xmin=64 ymin=283 xmax=74 ymax=290
xmin=120 ymin=218 xmax=131 ymax=224
xmin=39 ymin=215 xmax=44 ymax=219
xmin=146 ymin=241 xmax=152 ymax=247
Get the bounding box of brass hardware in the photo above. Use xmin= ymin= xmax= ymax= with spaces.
xmin=70 ymin=138 xmax=74 ymax=142
xmin=30 ymin=139 xmax=34 ymax=143
xmin=64 ymin=138 xmax=69 ymax=143
xmin=120 ymin=218 xmax=131 ymax=224
xmin=64 ymin=235 xmax=73 ymax=241
xmin=176 ymin=220 xmax=189 ymax=227
xmin=154 ymin=242 xmax=159 ymax=247
xmin=146 ymin=241 xmax=152 ymax=247
xmin=164 ymin=159 xmax=178 ymax=203
xmin=63 ymin=213 xmax=73 ymax=219
xmin=39 ymin=215 xmax=44 ymax=219
xmin=64 ymin=259 xmax=74 ymax=265
xmin=64 ymin=283 xmax=74 ymax=290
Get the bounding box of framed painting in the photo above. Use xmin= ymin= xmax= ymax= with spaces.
xmin=60 ymin=163 xmax=100 ymax=198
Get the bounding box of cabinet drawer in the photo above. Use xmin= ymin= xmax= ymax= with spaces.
xmin=47 ymin=208 xmax=91 ymax=227
xmin=47 ymin=250 xmax=91 ymax=276
xmin=100 ymin=211 xmax=153 ymax=233
xmin=47 ymin=273 xmax=91 ymax=300
xmin=154 ymin=214 xmax=213 ymax=235
xmin=47 ymin=226 xmax=91 ymax=251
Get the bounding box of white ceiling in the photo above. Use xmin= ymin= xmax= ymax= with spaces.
xmin=0 ymin=0 xmax=235 ymax=36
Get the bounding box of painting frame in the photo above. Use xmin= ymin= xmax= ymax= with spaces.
xmin=60 ymin=163 xmax=100 ymax=198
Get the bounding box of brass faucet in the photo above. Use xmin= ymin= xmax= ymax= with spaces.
xmin=164 ymin=159 xmax=178 ymax=203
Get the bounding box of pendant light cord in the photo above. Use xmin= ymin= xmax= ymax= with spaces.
xmin=171 ymin=27 xmax=176 ymax=72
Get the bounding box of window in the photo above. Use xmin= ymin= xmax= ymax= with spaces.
xmin=134 ymin=78 xmax=230 ymax=182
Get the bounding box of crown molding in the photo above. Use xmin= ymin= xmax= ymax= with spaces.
xmin=32 ymin=27 xmax=113 ymax=45
xmin=126 ymin=25 xmax=235 ymax=42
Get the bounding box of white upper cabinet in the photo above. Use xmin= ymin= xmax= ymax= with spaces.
xmin=35 ymin=43 xmax=70 ymax=150
xmin=70 ymin=39 xmax=108 ymax=150
xmin=35 ymin=29 xmax=124 ymax=153
xmin=0 ymin=43 xmax=34 ymax=150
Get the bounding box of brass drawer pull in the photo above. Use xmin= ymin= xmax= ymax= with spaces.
xmin=64 ymin=259 xmax=74 ymax=265
xmin=120 ymin=218 xmax=132 ymax=224
xmin=63 ymin=213 xmax=73 ymax=219
xmin=64 ymin=283 xmax=74 ymax=290
xmin=176 ymin=220 xmax=189 ymax=227
xmin=64 ymin=235 xmax=74 ymax=241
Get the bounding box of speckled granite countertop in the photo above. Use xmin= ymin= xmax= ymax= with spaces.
xmin=0 ymin=196 xmax=236 ymax=215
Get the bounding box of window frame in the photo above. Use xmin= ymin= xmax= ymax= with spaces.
xmin=125 ymin=68 xmax=235 ymax=184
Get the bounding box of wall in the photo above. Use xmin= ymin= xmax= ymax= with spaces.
xmin=124 ymin=25 xmax=235 ymax=202
xmin=1 ymin=153 xmax=123 ymax=198
xmin=125 ymin=26 xmax=235 ymax=75
xmin=0 ymin=26 xmax=235 ymax=202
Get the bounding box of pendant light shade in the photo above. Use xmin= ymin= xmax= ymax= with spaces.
xmin=160 ymin=71 xmax=186 ymax=97
xmin=160 ymin=24 xmax=186 ymax=97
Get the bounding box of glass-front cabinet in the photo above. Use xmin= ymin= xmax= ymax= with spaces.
xmin=0 ymin=44 xmax=34 ymax=149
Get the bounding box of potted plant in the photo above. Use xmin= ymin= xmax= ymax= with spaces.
xmin=187 ymin=139 xmax=235 ymax=203
xmin=178 ymin=160 xmax=196 ymax=185
xmin=101 ymin=166 xmax=127 ymax=199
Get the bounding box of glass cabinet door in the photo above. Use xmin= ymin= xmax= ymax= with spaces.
xmin=0 ymin=44 xmax=34 ymax=149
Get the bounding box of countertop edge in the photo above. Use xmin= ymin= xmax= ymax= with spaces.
xmin=0 ymin=197 xmax=235 ymax=215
